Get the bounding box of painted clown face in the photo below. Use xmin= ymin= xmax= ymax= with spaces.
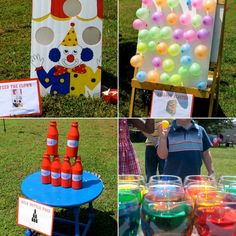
xmin=59 ymin=45 xmax=82 ymax=68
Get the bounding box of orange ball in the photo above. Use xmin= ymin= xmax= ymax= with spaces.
xmin=155 ymin=0 xmax=166 ymax=7
xmin=194 ymin=44 xmax=208 ymax=59
xmin=147 ymin=70 xmax=159 ymax=83
xmin=130 ymin=55 xmax=143 ymax=67
xmin=203 ymin=0 xmax=216 ymax=13
xmin=167 ymin=13 xmax=178 ymax=25
xmin=156 ymin=42 xmax=168 ymax=55
xmin=162 ymin=120 xmax=169 ymax=129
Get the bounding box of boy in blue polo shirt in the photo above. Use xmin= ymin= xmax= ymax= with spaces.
xmin=157 ymin=119 xmax=214 ymax=181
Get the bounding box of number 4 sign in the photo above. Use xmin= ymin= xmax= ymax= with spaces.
xmin=17 ymin=196 xmax=54 ymax=236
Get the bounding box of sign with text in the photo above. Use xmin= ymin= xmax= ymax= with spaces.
xmin=151 ymin=90 xmax=193 ymax=118
xmin=17 ymin=196 xmax=54 ymax=236
xmin=0 ymin=79 xmax=42 ymax=117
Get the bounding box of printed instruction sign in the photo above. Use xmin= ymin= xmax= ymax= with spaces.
xmin=17 ymin=196 xmax=54 ymax=236
xmin=151 ymin=90 xmax=193 ymax=118
xmin=0 ymin=79 xmax=42 ymax=117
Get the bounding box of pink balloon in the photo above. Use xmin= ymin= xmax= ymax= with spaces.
xmin=152 ymin=11 xmax=164 ymax=24
xmin=142 ymin=0 xmax=153 ymax=6
xmin=152 ymin=57 xmax=162 ymax=68
xmin=197 ymin=28 xmax=210 ymax=41
xmin=192 ymin=0 xmax=203 ymax=9
xmin=173 ymin=28 xmax=184 ymax=41
xmin=180 ymin=13 xmax=191 ymax=25
xmin=132 ymin=19 xmax=148 ymax=30
xmin=184 ymin=30 xmax=197 ymax=42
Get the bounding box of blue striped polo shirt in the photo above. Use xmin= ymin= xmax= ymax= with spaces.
xmin=164 ymin=120 xmax=212 ymax=181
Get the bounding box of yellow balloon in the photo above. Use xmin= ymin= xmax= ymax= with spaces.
xmin=194 ymin=44 xmax=208 ymax=59
xmin=147 ymin=70 xmax=159 ymax=83
xmin=167 ymin=13 xmax=178 ymax=25
xmin=156 ymin=0 xmax=166 ymax=7
xmin=130 ymin=55 xmax=144 ymax=67
xmin=203 ymin=0 xmax=216 ymax=13
xmin=156 ymin=42 xmax=168 ymax=55
xmin=162 ymin=120 xmax=169 ymax=129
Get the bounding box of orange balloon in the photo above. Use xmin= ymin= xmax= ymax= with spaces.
xmin=130 ymin=55 xmax=143 ymax=67
xmin=203 ymin=0 xmax=216 ymax=13
xmin=147 ymin=70 xmax=159 ymax=83
xmin=156 ymin=42 xmax=168 ymax=55
xmin=156 ymin=0 xmax=166 ymax=7
xmin=194 ymin=44 xmax=208 ymax=59
xmin=167 ymin=13 xmax=178 ymax=25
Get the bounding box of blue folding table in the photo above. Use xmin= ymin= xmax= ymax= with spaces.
xmin=21 ymin=171 xmax=104 ymax=236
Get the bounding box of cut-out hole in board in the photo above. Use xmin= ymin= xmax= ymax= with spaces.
xmin=35 ymin=27 xmax=54 ymax=45
xmin=63 ymin=0 xmax=82 ymax=17
xmin=82 ymin=27 xmax=101 ymax=45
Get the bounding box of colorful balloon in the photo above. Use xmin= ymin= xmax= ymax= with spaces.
xmin=197 ymin=28 xmax=210 ymax=41
xmin=189 ymin=63 xmax=202 ymax=76
xmin=148 ymin=41 xmax=156 ymax=51
xmin=137 ymin=42 xmax=148 ymax=53
xmin=192 ymin=0 xmax=203 ymax=9
xmin=160 ymin=26 xmax=172 ymax=40
xmin=194 ymin=44 xmax=208 ymax=59
xmin=178 ymin=66 xmax=189 ymax=77
xmin=142 ymin=0 xmax=153 ymax=6
xmin=155 ymin=0 xmax=166 ymax=7
xmin=132 ymin=19 xmax=148 ymax=30
xmin=180 ymin=13 xmax=191 ymax=25
xmin=170 ymin=74 xmax=182 ymax=86
xmin=181 ymin=43 xmax=192 ymax=54
xmin=156 ymin=42 xmax=169 ymax=55
xmin=138 ymin=29 xmax=150 ymax=41
xmin=168 ymin=43 xmax=180 ymax=56
xmin=167 ymin=0 xmax=179 ymax=8
xmin=203 ymin=0 xmax=216 ymax=13
xmin=173 ymin=28 xmax=184 ymax=41
xmin=184 ymin=30 xmax=197 ymax=42
xmin=147 ymin=70 xmax=159 ymax=83
xmin=181 ymin=55 xmax=192 ymax=66
xmin=149 ymin=26 xmax=161 ymax=40
xmin=152 ymin=11 xmax=164 ymax=24
xmin=160 ymin=73 xmax=170 ymax=83
xmin=186 ymin=0 xmax=192 ymax=6
xmin=152 ymin=57 xmax=162 ymax=68
xmin=130 ymin=55 xmax=143 ymax=67
xmin=197 ymin=81 xmax=207 ymax=89
xmin=163 ymin=58 xmax=175 ymax=72
xmin=136 ymin=8 xmax=149 ymax=19
xmin=192 ymin=14 xmax=202 ymax=28
xmin=136 ymin=71 xmax=147 ymax=82
xmin=167 ymin=12 xmax=178 ymax=25
xmin=202 ymin=15 xmax=213 ymax=26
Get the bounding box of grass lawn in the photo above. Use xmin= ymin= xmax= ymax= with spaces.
xmin=119 ymin=0 xmax=236 ymax=117
xmin=133 ymin=142 xmax=236 ymax=180
xmin=0 ymin=0 xmax=117 ymax=117
xmin=0 ymin=119 xmax=117 ymax=235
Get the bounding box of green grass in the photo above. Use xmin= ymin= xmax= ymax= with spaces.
xmin=119 ymin=0 xmax=236 ymax=117
xmin=0 ymin=119 xmax=117 ymax=235
xmin=133 ymin=142 xmax=236 ymax=179
xmin=0 ymin=0 xmax=117 ymax=117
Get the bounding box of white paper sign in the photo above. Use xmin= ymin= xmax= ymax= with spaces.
xmin=0 ymin=79 xmax=42 ymax=117
xmin=151 ymin=90 xmax=193 ymax=118
xmin=17 ymin=196 xmax=54 ymax=236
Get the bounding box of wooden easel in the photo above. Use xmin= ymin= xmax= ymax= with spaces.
xmin=129 ymin=0 xmax=227 ymax=117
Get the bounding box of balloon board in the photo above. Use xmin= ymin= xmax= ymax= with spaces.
xmin=131 ymin=0 xmax=217 ymax=89
xmin=30 ymin=0 xmax=103 ymax=97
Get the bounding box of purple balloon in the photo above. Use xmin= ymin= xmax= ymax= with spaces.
xmin=132 ymin=19 xmax=148 ymax=30
xmin=152 ymin=11 xmax=164 ymax=24
xmin=197 ymin=28 xmax=210 ymax=41
xmin=173 ymin=28 xmax=184 ymax=41
xmin=202 ymin=15 xmax=213 ymax=26
xmin=152 ymin=57 xmax=162 ymax=68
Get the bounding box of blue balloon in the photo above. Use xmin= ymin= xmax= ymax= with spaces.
xmin=181 ymin=56 xmax=192 ymax=66
xmin=136 ymin=71 xmax=147 ymax=82
xmin=181 ymin=43 xmax=192 ymax=54
xmin=197 ymin=81 xmax=207 ymax=89
xmin=186 ymin=0 xmax=191 ymax=6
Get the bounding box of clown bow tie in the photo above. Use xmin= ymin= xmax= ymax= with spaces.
xmin=53 ymin=64 xmax=86 ymax=76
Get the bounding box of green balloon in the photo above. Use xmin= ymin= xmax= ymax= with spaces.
xmin=192 ymin=14 xmax=202 ymax=28
xmin=149 ymin=26 xmax=160 ymax=40
xmin=163 ymin=59 xmax=175 ymax=72
xmin=168 ymin=43 xmax=180 ymax=57
xmin=137 ymin=42 xmax=148 ymax=53
xmin=170 ymin=74 xmax=182 ymax=86
xmin=160 ymin=26 xmax=172 ymax=40
xmin=138 ymin=29 xmax=150 ymax=41
xmin=167 ymin=0 xmax=179 ymax=8
xmin=189 ymin=63 xmax=202 ymax=77
xmin=160 ymin=73 xmax=170 ymax=83
xmin=178 ymin=66 xmax=189 ymax=78
xmin=148 ymin=41 xmax=156 ymax=51
xmin=136 ymin=8 xmax=149 ymax=19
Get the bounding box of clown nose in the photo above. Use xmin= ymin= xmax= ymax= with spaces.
xmin=67 ymin=54 xmax=75 ymax=63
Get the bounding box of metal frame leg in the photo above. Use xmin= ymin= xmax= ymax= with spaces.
xmin=73 ymin=207 xmax=80 ymax=236
xmin=82 ymin=202 xmax=94 ymax=236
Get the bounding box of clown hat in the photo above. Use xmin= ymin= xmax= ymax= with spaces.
xmin=61 ymin=23 xmax=78 ymax=46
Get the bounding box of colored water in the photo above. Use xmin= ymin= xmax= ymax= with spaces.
xmin=119 ymin=184 xmax=144 ymax=204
